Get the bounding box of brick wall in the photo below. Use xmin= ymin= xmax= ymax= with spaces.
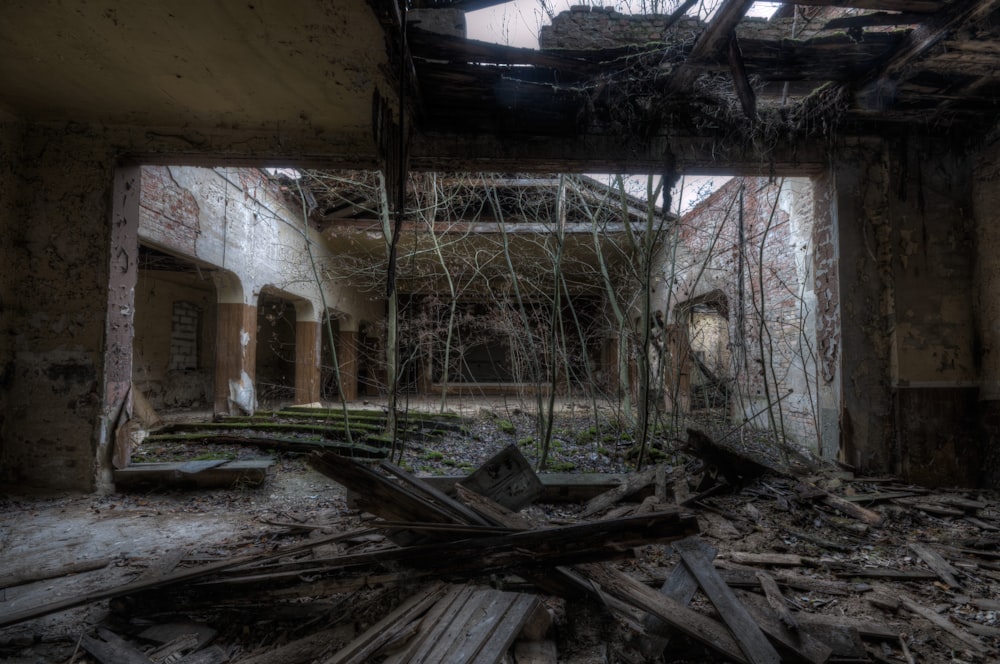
xmin=663 ymin=176 xmax=819 ymax=449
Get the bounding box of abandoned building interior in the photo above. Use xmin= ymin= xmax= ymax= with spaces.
xmin=4 ymin=0 xmax=1000 ymax=662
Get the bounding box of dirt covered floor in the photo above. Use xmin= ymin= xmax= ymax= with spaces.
xmin=1 ymin=407 xmax=998 ymax=663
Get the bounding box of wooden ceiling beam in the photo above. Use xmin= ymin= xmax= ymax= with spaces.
xmin=856 ymin=0 xmax=1000 ymax=111
xmin=781 ymin=0 xmax=945 ymax=13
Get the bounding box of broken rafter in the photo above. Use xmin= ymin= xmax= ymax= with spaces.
xmin=727 ymin=36 xmax=758 ymax=121
xmin=670 ymin=0 xmax=755 ymax=92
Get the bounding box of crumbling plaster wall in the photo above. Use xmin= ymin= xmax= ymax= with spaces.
xmin=0 ymin=124 xmax=123 ymax=493
xmin=140 ymin=166 xmax=380 ymax=328
xmin=139 ymin=166 xmax=380 ymax=413
xmin=662 ymin=177 xmax=819 ymax=450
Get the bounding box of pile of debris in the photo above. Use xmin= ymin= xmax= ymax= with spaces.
xmin=1 ymin=431 xmax=998 ymax=663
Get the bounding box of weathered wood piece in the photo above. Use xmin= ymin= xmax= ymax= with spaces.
xmin=457 ymin=444 xmax=544 ymax=511
xmin=718 ymin=564 xmax=856 ymax=596
xmin=730 ymin=552 xmax=808 ymax=567
xmin=81 ymin=627 xmax=153 ymax=664
xmin=798 ymin=482 xmax=884 ymax=526
xmin=640 ymin=542 xmax=715 ymax=658
xmin=380 ymin=461 xmax=491 ymax=527
xmin=454 ymin=483 xmax=535 ymax=529
xmin=908 ymin=542 xmax=962 ymax=589
xmin=832 ymin=569 xmax=937 ymax=581
xmin=425 ymin=472 xmax=648 ymax=503
xmin=0 ymin=557 xmax=113 ymax=590
xmin=324 ymin=583 xmax=446 ymax=664
xmin=581 ymin=464 xmax=664 ymax=517
xmin=177 ymin=459 xmax=228 ymax=474
xmin=797 ymin=614 xmax=900 ymax=641
xmin=378 ymin=585 xmax=540 ymax=664
xmin=733 ymin=590 xmax=833 ymax=664
xmin=673 ymin=537 xmax=781 ymax=664
xmin=0 ymin=529 xmax=370 ymax=628
xmin=576 ymin=562 xmax=750 ymax=663
xmin=899 ymin=594 xmax=988 ymax=653
xmin=310 ymin=452 xmax=468 ymax=528
xmin=755 ymin=570 xmax=798 ymax=631
xmin=113 ymin=459 xmax=273 ymax=490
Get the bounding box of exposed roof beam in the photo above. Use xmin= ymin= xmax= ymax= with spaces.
xmin=671 ymin=0 xmax=755 ymax=91
xmin=823 ymin=11 xmax=925 ymax=28
xmin=782 ymin=0 xmax=945 ymax=13
xmin=856 ymin=0 xmax=1000 ymax=108
xmin=727 ymin=37 xmax=758 ymax=121
xmin=409 ymin=132 xmax=828 ymax=175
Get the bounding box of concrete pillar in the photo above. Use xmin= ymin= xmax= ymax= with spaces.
xmin=0 ymin=126 xmax=119 ymax=493
xmin=830 ymin=143 xmax=895 ymax=473
xmin=811 ymin=172 xmax=842 ymax=461
xmin=338 ymin=330 xmax=359 ymax=401
xmin=214 ymin=303 xmax=257 ymax=415
xmin=295 ymin=319 xmax=321 ymax=404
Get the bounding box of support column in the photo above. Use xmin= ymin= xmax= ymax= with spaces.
xmin=338 ymin=330 xmax=359 ymax=402
xmin=295 ymin=319 xmax=321 ymax=405
xmin=663 ymin=324 xmax=691 ymax=414
xmin=214 ymin=303 xmax=257 ymax=415
xmin=832 ymin=144 xmax=895 ymax=473
xmin=1 ymin=127 xmax=119 ymax=493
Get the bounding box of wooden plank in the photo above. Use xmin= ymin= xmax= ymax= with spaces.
xmin=730 ymin=552 xmax=807 ymax=567
xmin=797 ymin=482 xmax=883 ymax=526
xmin=310 ymin=452 xmax=466 ymax=527
xmin=325 ymin=583 xmax=449 ymax=664
xmin=640 ymin=543 xmax=714 ymax=658
xmin=733 ymin=591 xmax=833 ymax=664
xmin=908 ymin=542 xmax=962 ymax=588
xmin=473 ymin=593 xmax=540 ymax=664
xmin=899 ymin=594 xmax=988 ymax=653
xmin=425 ymin=472 xmax=637 ymax=503
xmin=81 ymin=628 xmax=153 ymax=664
xmin=0 ymin=528 xmax=374 ymax=629
xmin=382 ymin=586 xmax=472 ymax=664
xmin=409 ymin=586 xmax=483 ymax=663
xmin=576 ymin=562 xmax=749 ymax=663
xmin=454 ymin=483 xmax=535 ymax=529
xmin=380 ymin=461 xmax=492 ymax=526
xmin=754 ymin=571 xmax=798 ymax=631
xmin=581 ymin=465 xmax=664 ymax=517
xmin=0 ymin=557 xmax=112 ymax=590
xmin=673 ymin=538 xmax=781 ymax=664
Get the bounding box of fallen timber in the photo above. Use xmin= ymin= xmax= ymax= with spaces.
xmin=5 ymin=427 xmax=999 ymax=663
